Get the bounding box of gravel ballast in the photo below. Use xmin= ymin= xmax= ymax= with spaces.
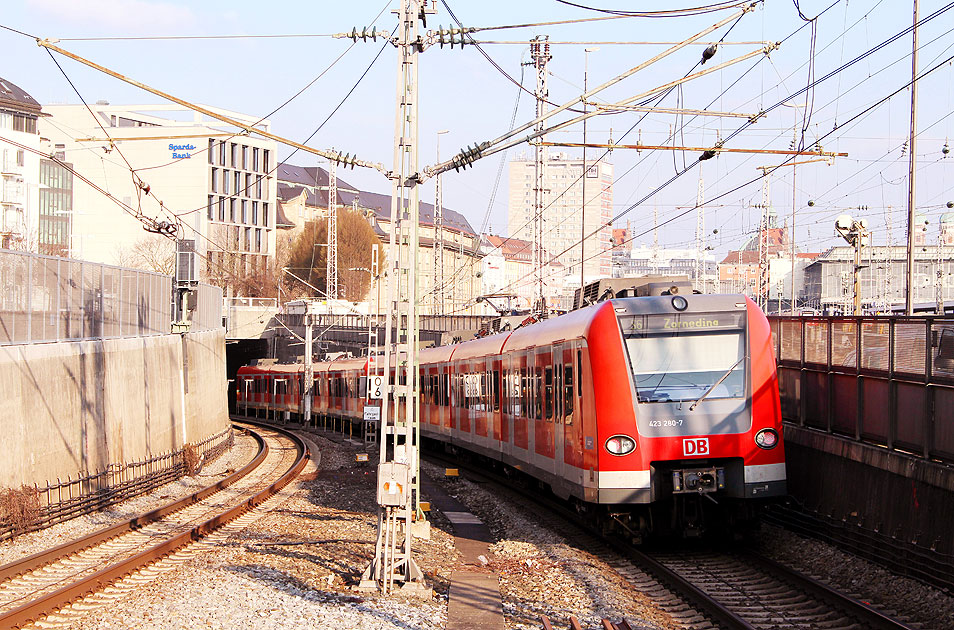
xmin=5 ymin=426 xmax=951 ymax=629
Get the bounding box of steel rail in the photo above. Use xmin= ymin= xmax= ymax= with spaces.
xmin=0 ymin=426 xmax=264 ymax=585
xmin=423 ymin=449 xmax=914 ymax=630
xmin=740 ymin=550 xmax=915 ymax=630
xmin=0 ymin=424 xmax=308 ymax=629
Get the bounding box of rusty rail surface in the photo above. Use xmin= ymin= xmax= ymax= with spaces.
xmin=540 ymin=615 xmax=633 ymax=630
xmin=0 ymin=423 xmax=309 ymax=629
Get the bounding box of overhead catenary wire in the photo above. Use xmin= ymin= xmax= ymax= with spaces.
xmin=428 ymin=6 xmax=754 ymax=302
xmin=439 ymin=9 xmax=954 ymax=313
xmin=552 ymin=0 xmax=750 ymax=17
xmin=43 ymin=49 xmax=180 ymax=235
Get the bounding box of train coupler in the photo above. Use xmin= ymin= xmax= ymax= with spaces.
xmin=671 ymin=467 xmax=726 ymax=496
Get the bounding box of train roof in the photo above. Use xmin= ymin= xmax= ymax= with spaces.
xmin=319 ymin=356 xmax=368 ymax=374
xmin=449 ymin=331 xmax=511 ymax=361
xmin=237 ymin=363 xmax=303 ymax=375
xmin=503 ymin=302 xmax=605 ymax=352
xmin=418 ymin=344 xmax=456 ymax=364
xmin=608 ymin=293 xmax=750 ymax=316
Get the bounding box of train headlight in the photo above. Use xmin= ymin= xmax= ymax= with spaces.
xmin=605 ymin=434 xmax=637 ymax=456
xmin=671 ymin=295 xmax=688 ymax=311
xmin=755 ymin=428 xmax=779 ymax=449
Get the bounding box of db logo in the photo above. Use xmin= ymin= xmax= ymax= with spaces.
xmin=683 ymin=438 xmax=709 ymax=457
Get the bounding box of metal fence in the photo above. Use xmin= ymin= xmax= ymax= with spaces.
xmin=0 ymin=427 xmax=234 ymax=541
xmin=768 ymin=316 xmax=954 ymax=464
xmin=192 ymin=282 xmax=224 ymax=332
xmin=0 ymin=249 xmax=172 ymax=344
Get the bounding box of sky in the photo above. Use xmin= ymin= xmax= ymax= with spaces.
xmin=2 ymin=0 xmax=953 ymax=261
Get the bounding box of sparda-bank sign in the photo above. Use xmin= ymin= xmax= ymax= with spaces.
xmin=170 ymin=143 xmax=195 ymax=159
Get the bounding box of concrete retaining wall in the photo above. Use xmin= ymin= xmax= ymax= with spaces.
xmin=784 ymin=424 xmax=954 ymax=555
xmin=0 ymin=329 xmax=229 ymax=488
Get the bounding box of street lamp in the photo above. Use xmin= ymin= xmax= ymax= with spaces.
xmin=782 ymin=101 xmax=805 ymax=314
xmin=834 ymin=214 xmax=870 ymax=315
xmin=581 ymin=47 xmax=599 ymax=291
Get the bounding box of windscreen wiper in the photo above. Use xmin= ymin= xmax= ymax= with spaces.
xmin=688 ymin=356 xmax=745 ymax=411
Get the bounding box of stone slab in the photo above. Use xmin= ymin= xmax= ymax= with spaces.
xmin=446 ymin=571 xmax=505 ymax=630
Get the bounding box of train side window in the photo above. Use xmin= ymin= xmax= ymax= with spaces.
xmin=534 ymin=366 xmax=542 ymax=420
xmin=544 ymin=366 xmax=553 ymax=420
xmin=492 ymin=369 xmax=500 ymax=411
xmin=520 ymin=368 xmax=528 ymax=417
xmin=577 ymin=350 xmax=583 ymax=397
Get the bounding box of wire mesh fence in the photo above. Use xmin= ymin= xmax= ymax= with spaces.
xmin=192 ymin=282 xmax=224 ymax=332
xmin=0 ymin=249 xmax=171 ymax=344
xmin=0 ymin=249 xmax=225 ymax=342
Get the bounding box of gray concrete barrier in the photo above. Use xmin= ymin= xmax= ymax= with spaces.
xmin=0 ymin=329 xmax=229 ymax=488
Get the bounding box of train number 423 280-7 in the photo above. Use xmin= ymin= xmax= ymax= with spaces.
xmin=648 ymin=419 xmax=683 ymax=427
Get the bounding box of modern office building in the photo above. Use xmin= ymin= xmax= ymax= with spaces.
xmin=507 ymin=152 xmax=614 ymax=291
xmin=39 ymin=104 xmax=278 ymax=288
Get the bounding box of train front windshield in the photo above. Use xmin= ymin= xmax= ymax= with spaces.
xmin=621 ymin=313 xmax=746 ymax=404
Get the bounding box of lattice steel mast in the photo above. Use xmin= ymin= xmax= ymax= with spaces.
xmin=327 ymin=158 xmax=338 ymax=300
xmin=531 ymin=36 xmax=550 ymax=316
xmin=359 ymin=0 xmax=428 ymax=595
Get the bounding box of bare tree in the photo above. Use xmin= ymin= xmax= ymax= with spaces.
xmin=115 ymin=236 xmax=176 ymax=274
xmin=285 ymin=209 xmax=384 ymax=302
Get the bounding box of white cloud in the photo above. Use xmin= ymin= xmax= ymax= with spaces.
xmin=28 ymin=0 xmax=196 ymax=32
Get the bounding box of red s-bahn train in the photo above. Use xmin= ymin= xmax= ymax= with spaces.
xmin=237 ymin=293 xmax=786 ymax=536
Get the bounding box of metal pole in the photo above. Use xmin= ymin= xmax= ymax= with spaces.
xmin=360 ymin=0 xmax=426 ymax=595
xmin=905 ymin=0 xmax=919 ymax=315
xmin=434 ymin=130 xmax=448 ymax=315
xmin=581 ymin=49 xmax=589 ymax=292
xmin=303 ymin=304 xmax=313 ymax=423
xmin=853 ymin=233 xmax=862 ymax=315
xmin=791 ymin=164 xmax=797 ymax=313
xmin=531 ymin=36 xmax=551 ymax=316
xmin=327 ymin=160 xmax=338 ymax=301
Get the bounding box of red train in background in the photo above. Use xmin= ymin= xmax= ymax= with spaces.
xmin=237 ymin=293 xmax=786 ymax=537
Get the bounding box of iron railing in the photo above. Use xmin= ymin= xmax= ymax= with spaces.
xmin=0 ymin=427 xmax=234 ymax=541
xmin=768 ymin=316 xmax=954 ymax=464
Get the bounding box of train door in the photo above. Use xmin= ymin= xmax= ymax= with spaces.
xmin=552 ymin=343 xmax=565 ymax=481
xmin=578 ymin=341 xmax=598 ymax=488
xmin=450 ymin=361 xmax=460 ymax=439
xmin=514 ymin=351 xmax=529 ymax=452
xmin=491 ymin=358 xmax=503 ymax=444
xmin=534 ymin=347 xmax=555 ymax=468
xmin=475 ymin=357 xmax=490 ymax=440
xmin=440 ymin=364 xmax=451 ymax=434
xmin=501 ymin=354 xmax=513 ymax=459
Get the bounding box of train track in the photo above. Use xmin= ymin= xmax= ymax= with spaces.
xmin=425 ymin=451 xmax=916 ymax=630
xmin=0 ymin=423 xmax=308 ymax=629
xmin=624 ymin=545 xmax=914 ymax=630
